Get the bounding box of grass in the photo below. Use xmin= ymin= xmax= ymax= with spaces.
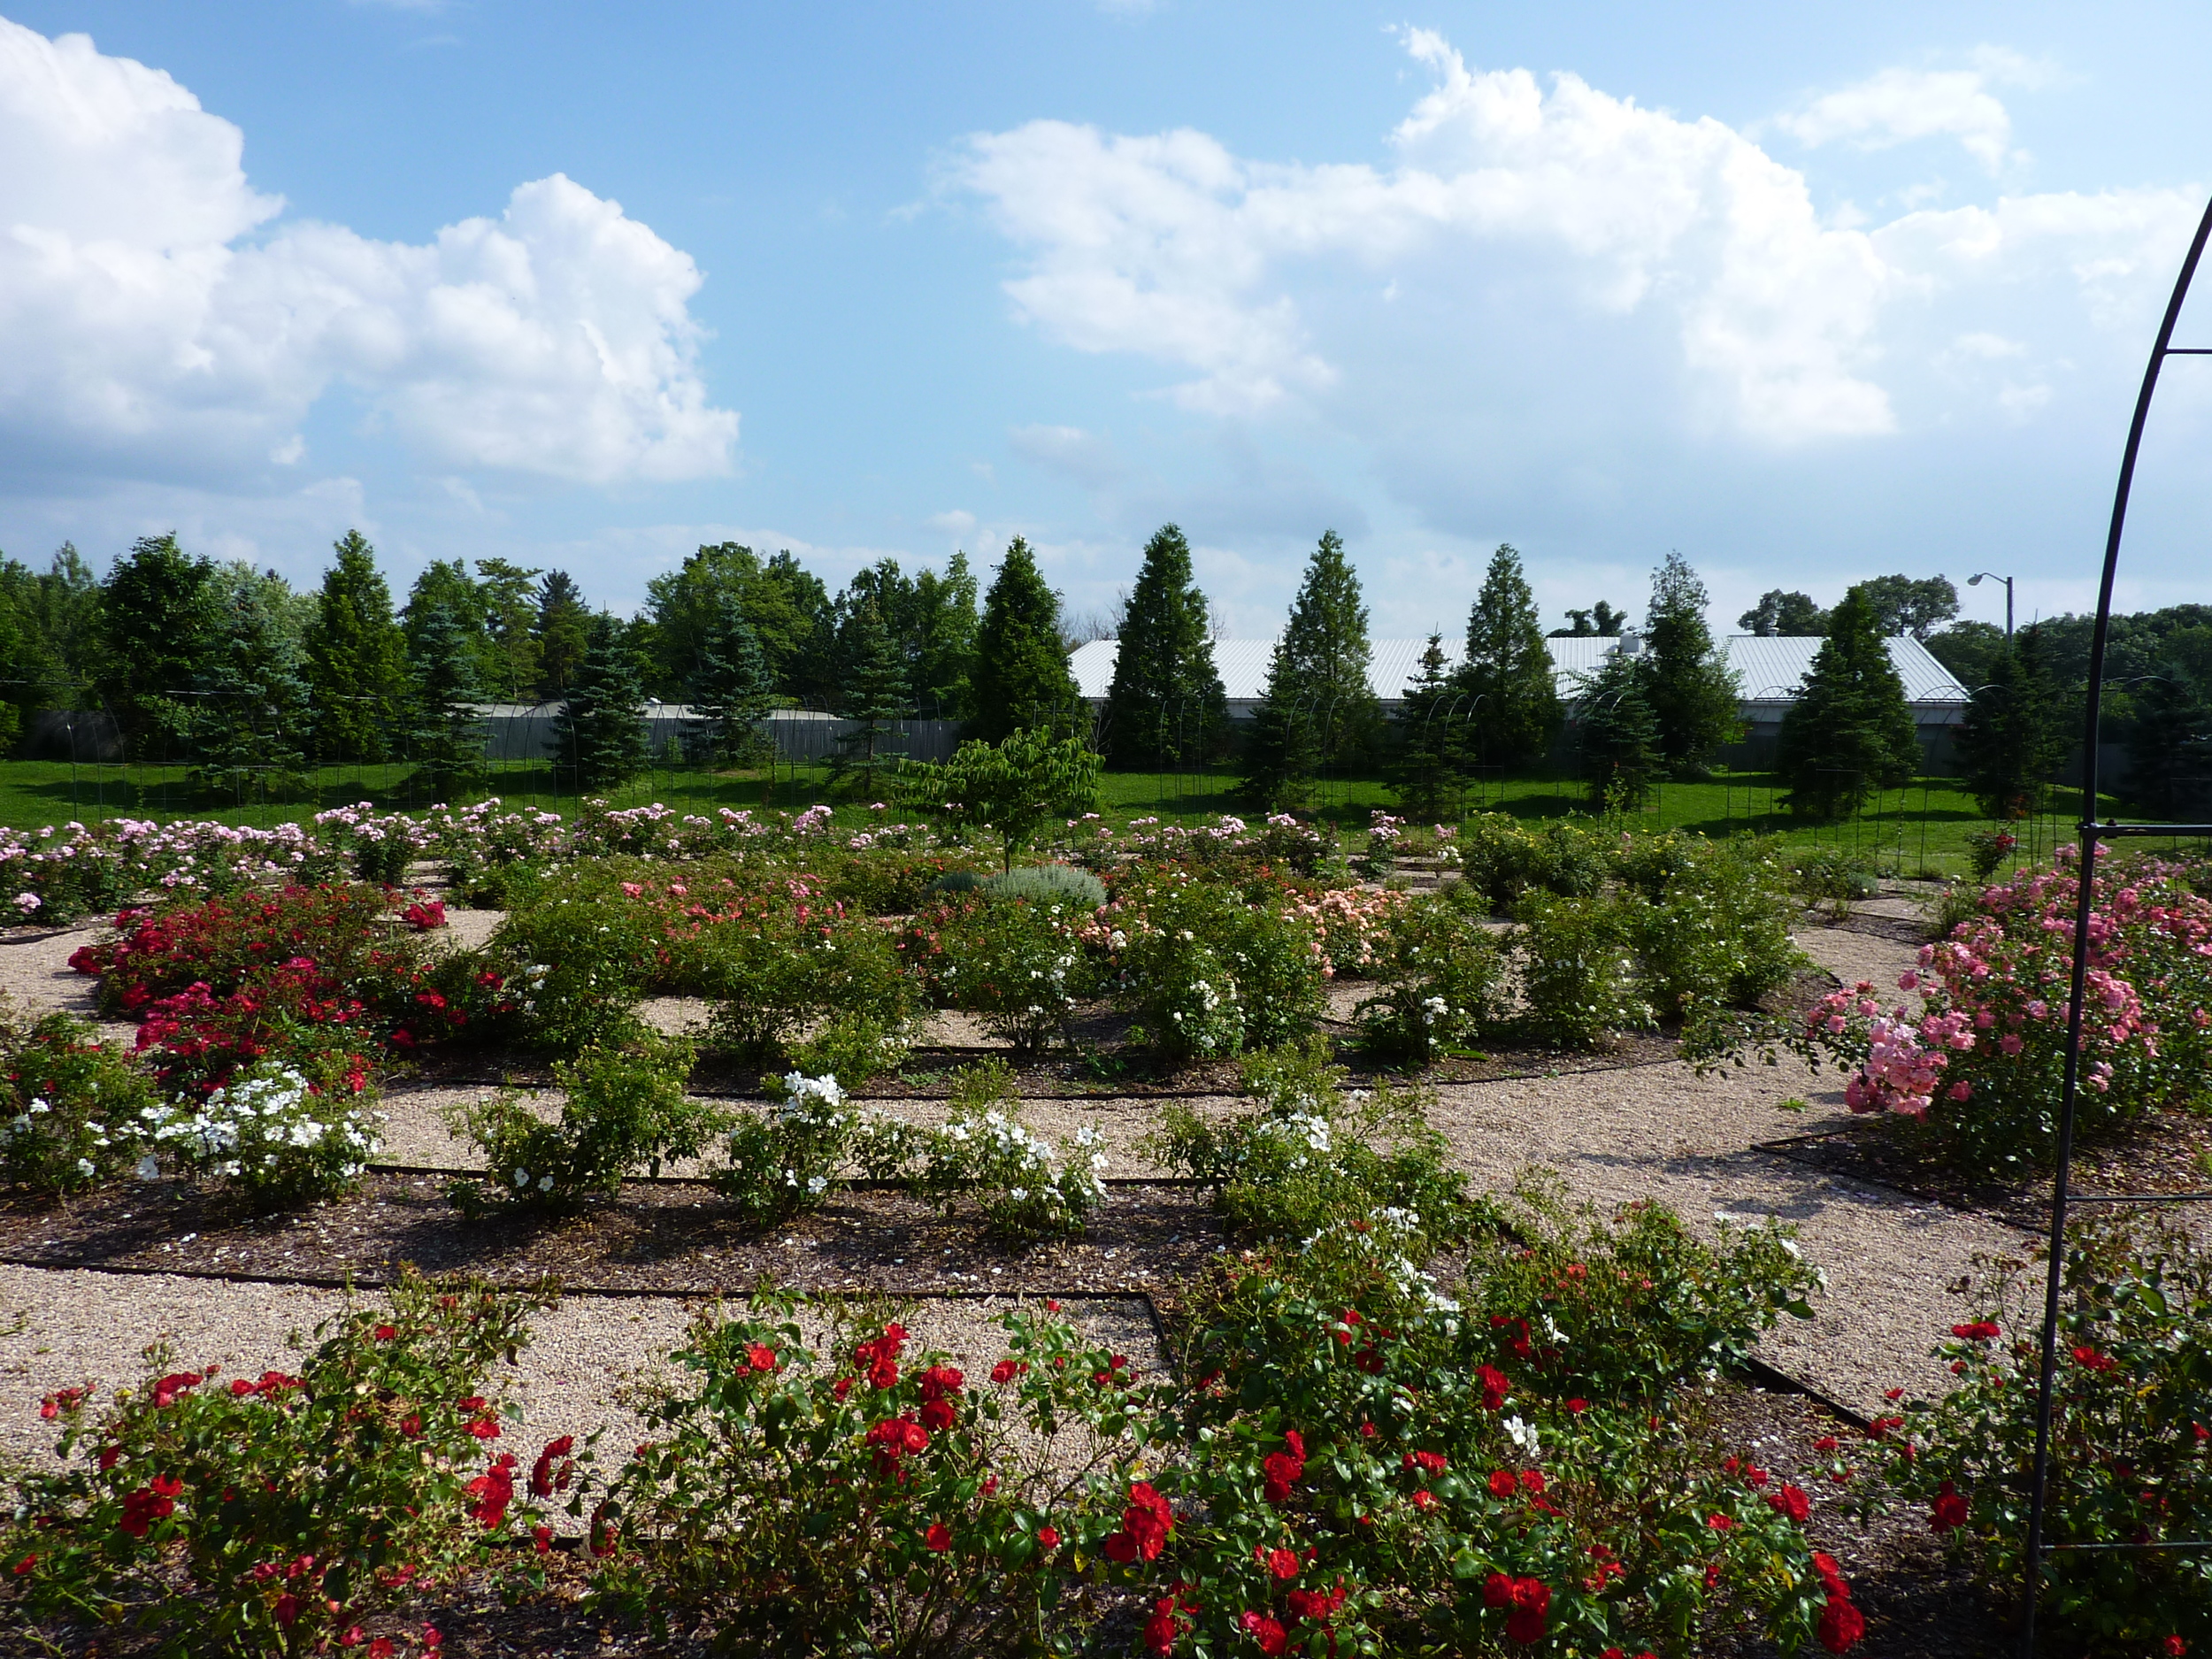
xmin=4 ymin=756 xmax=2199 ymax=882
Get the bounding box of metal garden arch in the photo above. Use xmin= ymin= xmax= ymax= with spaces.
xmin=2019 ymin=189 xmax=2212 ymax=1655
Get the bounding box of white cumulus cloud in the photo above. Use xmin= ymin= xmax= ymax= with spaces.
xmin=1773 ymin=65 xmax=2020 ymax=173
xmin=0 ymin=18 xmax=735 ymax=486
xmin=948 ymin=30 xmax=2200 ymax=449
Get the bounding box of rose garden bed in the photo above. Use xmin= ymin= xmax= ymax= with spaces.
xmin=3 ymin=802 xmax=2209 ymax=1654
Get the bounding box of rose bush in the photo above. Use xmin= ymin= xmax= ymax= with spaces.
xmin=1880 ymin=1211 xmax=2212 ymax=1655
xmin=0 ymin=1272 xmax=569 ymax=1657
xmin=0 ymin=1007 xmax=158 ymax=1195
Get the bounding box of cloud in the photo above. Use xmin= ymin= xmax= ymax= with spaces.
xmin=926 ymin=508 xmax=977 ymax=534
xmin=1772 ymin=65 xmax=2020 ymax=173
xmin=0 ymin=19 xmax=736 ymax=488
xmin=1008 ymin=423 xmax=1127 ymax=489
xmin=949 ymin=30 xmax=2200 ymax=451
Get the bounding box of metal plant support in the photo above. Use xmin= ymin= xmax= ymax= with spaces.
xmin=2018 ymin=188 xmax=2212 ymax=1655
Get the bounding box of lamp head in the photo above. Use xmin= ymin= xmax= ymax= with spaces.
xmin=1968 ymin=573 xmax=1984 ymax=587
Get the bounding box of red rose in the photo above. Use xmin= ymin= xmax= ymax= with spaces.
xmin=926 ymin=1523 xmax=952 ymax=1553
xmin=1818 ymin=1598 xmax=1866 ymax=1653
xmin=1240 ymin=1612 xmax=1288 ymax=1655
xmin=991 ymin=1359 xmax=1018 ymax=1384
xmin=1765 ymin=1484 xmax=1811 ymax=1524
xmin=1929 ymin=1481 xmax=1970 ymax=1533
xmin=1267 ymin=1547 xmax=1299 ymax=1579
xmin=1488 ymin=1470 xmax=1519 ymax=1499
xmin=1038 ymin=1525 xmax=1060 ymax=1548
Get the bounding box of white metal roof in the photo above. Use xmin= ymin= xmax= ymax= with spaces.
xmin=1070 ymin=634 xmax=1970 ymax=711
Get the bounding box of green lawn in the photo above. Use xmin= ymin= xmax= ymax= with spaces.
xmin=2 ymin=755 xmax=2195 ymax=881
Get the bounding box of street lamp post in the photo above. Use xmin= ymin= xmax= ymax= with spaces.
xmin=1968 ymin=571 xmax=2015 ymax=637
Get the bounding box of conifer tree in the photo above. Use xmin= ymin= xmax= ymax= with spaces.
xmin=1241 ymin=530 xmax=1382 ymax=808
xmin=912 ymin=551 xmax=981 ymax=720
xmin=303 ymin=531 xmax=410 ymax=765
xmin=1104 ymin=523 xmax=1227 ymax=768
xmin=96 ymin=534 xmax=219 ymax=757
xmin=405 ymin=601 xmax=488 ymax=802
xmin=534 ymin=571 xmax=591 ymax=698
xmin=1776 ymin=587 xmax=1922 ymax=818
xmin=1456 ymin=543 xmax=1562 ymax=765
xmin=1394 ymin=634 xmax=1463 ymax=817
xmin=1641 ymin=551 xmax=1740 ymax=777
xmin=474 ymin=558 xmax=544 ymax=702
xmin=1575 ymin=649 xmax=1664 ymax=811
xmin=970 ymin=537 xmax=1082 ymax=742
xmin=194 ymin=563 xmax=311 ymax=801
xmin=2129 ymin=664 xmax=2212 ymax=820
xmin=1956 ymin=626 xmax=2067 ymax=820
xmin=830 ymin=597 xmax=910 ymax=793
xmin=549 ymin=613 xmax=648 ymax=794
xmin=688 ymin=596 xmax=773 ymax=767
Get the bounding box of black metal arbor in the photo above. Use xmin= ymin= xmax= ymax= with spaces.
xmin=2019 ymin=189 xmax=2212 ymax=1653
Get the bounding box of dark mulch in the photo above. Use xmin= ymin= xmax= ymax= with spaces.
xmin=1762 ymin=1110 xmax=2212 ymax=1230
xmin=0 ymin=1174 xmax=1225 ymax=1300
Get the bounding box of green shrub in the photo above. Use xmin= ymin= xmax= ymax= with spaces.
xmin=1511 ymin=889 xmax=1653 ymax=1048
xmin=982 ymin=863 xmax=1108 ymax=910
xmin=446 ymin=1036 xmax=720 ymax=1210
xmin=937 ymin=898 xmax=1093 ymax=1055
xmin=1458 ymin=814 xmax=1607 ymax=911
xmin=588 ymin=1294 xmax=1151 ymax=1653
xmin=1145 ymin=1038 xmax=1479 ymax=1255
xmin=912 ymin=1061 xmax=1107 ymax=1244
xmin=1882 ymin=1211 xmax=2212 ymax=1653
xmin=0 ymin=1008 xmax=157 ymax=1195
xmin=715 ymin=1070 xmax=880 ymax=1225
xmin=1355 ymin=891 xmax=1507 ymax=1063
xmin=1117 ymin=879 xmax=1325 ymax=1062
xmin=140 ymin=1061 xmax=380 ymax=1208
xmin=828 ymin=850 xmax=989 ymax=915
xmin=1633 ymin=843 xmax=1802 ymax=1019
xmin=0 ymin=1272 xmax=571 ymax=1658
xmin=1473 ymin=1172 xmax=1821 ymax=1400
xmin=929 ymin=870 xmax=982 ymax=897
xmin=784 ymin=1012 xmax=910 ymax=1090
xmin=491 ymin=894 xmax=659 ymax=1053
xmin=1792 ymin=847 xmax=1878 ymax=916
xmin=694 ymin=904 xmax=917 ymax=1064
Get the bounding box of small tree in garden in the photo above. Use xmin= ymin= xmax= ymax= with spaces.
xmin=1777 ymin=587 xmax=1921 ymax=819
xmin=192 ymin=563 xmax=312 ymax=802
xmin=1641 ymin=550 xmax=1740 ymax=777
xmin=970 ymin=537 xmax=1082 ymax=742
xmin=1455 ymin=542 xmax=1561 ymax=765
xmin=549 ymin=612 xmax=649 ymax=793
xmin=830 ymin=596 xmax=910 ymax=793
xmin=687 ymin=595 xmax=774 ymax=767
xmin=1394 ymin=634 xmax=1463 ymax=816
xmin=1575 ymin=650 xmax=1663 ymax=810
xmin=1104 ymin=522 xmax=1228 ymax=767
xmin=909 ymin=726 xmax=1101 ymax=871
xmin=1955 ymin=624 xmax=2066 ymax=820
xmin=1242 ymin=529 xmax=1382 ymax=807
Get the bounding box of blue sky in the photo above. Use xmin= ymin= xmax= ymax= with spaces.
xmin=4 ymin=2 xmax=2211 ymax=641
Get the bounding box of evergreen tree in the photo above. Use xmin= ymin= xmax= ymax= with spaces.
xmin=474 ymin=558 xmax=544 ymax=702
xmin=1955 ymin=626 xmax=2067 ymax=820
xmin=1456 ymin=543 xmax=1562 ymax=765
xmin=405 ymin=601 xmax=488 ymax=803
xmin=192 ymin=563 xmax=311 ymax=801
xmin=970 ymin=537 xmax=1083 ymax=742
xmin=912 ymin=551 xmax=980 ymax=720
xmin=1241 ymin=530 xmax=1383 ymax=807
xmin=1738 ymin=590 xmax=1829 ymax=636
xmin=402 ymin=561 xmax=498 ymax=691
xmin=1394 ymin=634 xmax=1464 ymax=817
xmin=303 ymin=531 xmax=411 ymax=765
xmin=548 ymin=613 xmax=649 ymax=794
xmin=1575 ymin=649 xmax=1663 ymax=811
xmin=97 ymin=534 xmax=220 ymax=758
xmin=687 ymin=595 xmax=774 ymax=767
xmin=534 ymin=571 xmax=591 ymax=698
xmin=829 ymin=597 xmax=910 ymax=792
xmin=1641 ymin=552 xmax=1740 ymax=778
xmin=2129 ymin=664 xmax=2212 ymax=821
xmin=1776 ymin=587 xmax=1923 ymax=819
xmin=1104 ymin=523 xmax=1228 ymax=768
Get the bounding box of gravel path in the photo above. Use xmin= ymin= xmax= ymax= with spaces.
xmin=0 ymin=1265 xmax=1162 ymax=1481
xmin=0 ymin=918 xmax=134 ymax=1042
